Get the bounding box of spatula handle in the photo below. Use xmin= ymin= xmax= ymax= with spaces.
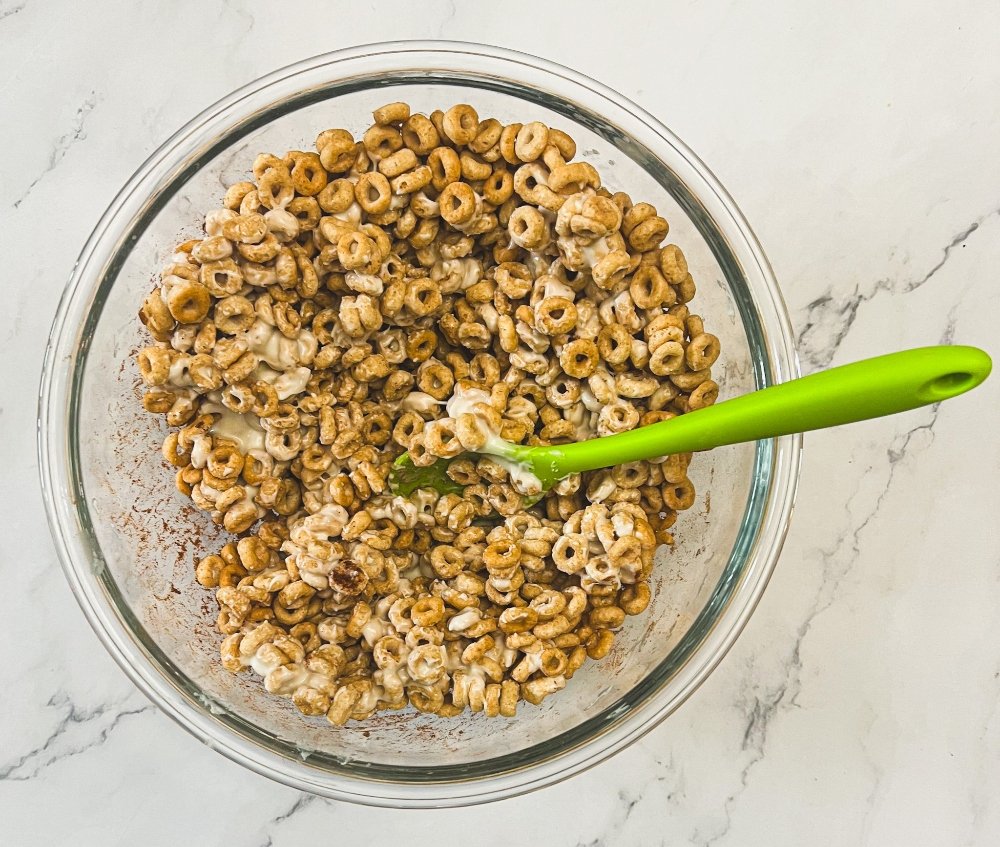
xmin=530 ymin=346 xmax=992 ymax=478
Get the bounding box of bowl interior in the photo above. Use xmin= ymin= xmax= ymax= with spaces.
xmin=61 ymin=58 xmax=782 ymax=796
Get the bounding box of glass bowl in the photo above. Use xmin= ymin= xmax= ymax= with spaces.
xmin=39 ymin=41 xmax=800 ymax=807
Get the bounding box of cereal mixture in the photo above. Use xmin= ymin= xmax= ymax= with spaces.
xmin=135 ymin=102 xmax=721 ymax=723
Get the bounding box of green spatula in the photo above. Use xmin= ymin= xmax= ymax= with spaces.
xmin=390 ymin=345 xmax=992 ymax=498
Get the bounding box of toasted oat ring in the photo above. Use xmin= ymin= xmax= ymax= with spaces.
xmin=410 ymin=596 xmax=445 ymax=627
xmin=686 ymin=332 xmax=721 ymax=370
xmin=547 ymin=127 xmax=576 ymax=159
xmin=675 ymin=273 xmax=697 ymax=303
xmin=469 ymin=352 xmax=500 ymax=383
xmin=354 ymin=172 xmax=391 ymax=215
xmin=429 ymin=545 xmax=464 ymax=579
xmin=459 ymin=151 xmax=491 ymax=181
xmin=649 ymin=341 xmax=686 ymax=376
xmin=487 ymin=538 xmax=523 ymax=571
xmin=627 ymin=215 xmax=670 ymax=252
xmin=404 ymin=278 xmax=443 ymax=318
xmin=337 ymin=231 xmax=377 ymax=271
xmin=378 ymin=147 xmax=418 ymax=178
xmin=416 ymin=360 xmax=453 ymax=399
xmin=363 ymin=124 xmax=403 ymax=159
xmin=540 ymin=420 xmax=576 ymax=441
xmin=493 ymin=261 xmax=532 ymax=298
xmin=592 ymin=250 xmax=631 ymax=289
xmin=559 ymin=338 xmax=600 ymax=378
xmin=599 ymin=399 xmax=640 ymax=434
xmin=498 ymin=122 xmax=523 ymax=164
xmin=405 ymin=328 xmax=438 ymax=361
xmin=659 ymin=243 xmax=689 ymax=284
xmin=191 ymin=235 xmax=232 ymax=264
xmin=223 ymin=181 xmax=255 ymax=211
xmin=469 ymin=118 xmax=503 ymax=154
xmin=250 ymin=381 xmax=279 ymax=417
xmin=214 ymin=295 xmax=255 ymax=334
xmin=316 ymin=129 xmax=357 ymax=173
xmin=438 ymin=181 xmax=477 ymax=226
xmin=241 ymin=452 xmax=272 ymax=485
xmin=237 ymin=232 xmax=280 ymax=264
xmin=548 ymin=162 xmax=600 ymax=193
xmin=534 ymin=297 xmax=577 ymax=336
xmin=401 ymin=113 xmax=440 ymax=155
xmin=264 ymin=208 xmax=299 ymax=243
xmin=140 ymin=288 xmax=175 ymax=338
xmin=482 ymin=167 xmax=513 ymax=205
xmin=390 ymin=165 xmax=432 ymax=195
xmin=622 ymin=202 xmax=656 ymax=236
xmin=667 ymin=367 xmax=709 ymax=392
xmin=512 ymin=162 xmax=548 ymax=203
xmin=207 ymin=444 xmax=244 ymax=480
xmin=664 ymin=478 xmax=696 ymax=510
xmin=687 ymin=379 xmax=719 ymax=410
xmin=287 ymin=196 xmax=321 ymax=231
xmin=289 ymin=152 xmax=327 ymax=196
xmin=317 ymin=178 xmax=355 ymax=214
xmin=507 ymin=205 xmax=547 ymax=249
xmin=498 ymin=607 xmax=537 ymax=635
xmin=239 ymin=190 xmax=267 ymax=218
xmin=256 ymin=166 xmax=294 ymax=210
xmin=222 ymin=213 xmax=267 ymax=244
xmin=428 ymin=146 xmax=461 ymax=191
xmin=220 ymin=383 xmax=255 ymax=414
xmin=552 ymin=534 xmax=589 ymax=574
xmin=373 ymin=101 xmax=410 ymax=126
xmin=137 ymin=346 xmax=172 ymax=385
xmin=161 ymin=431 xmax=190 ymax=467
xmin=514 ymin=121 xmax=549 ymax=162
xmin=621 ymin=583 xmax=652 ymax=615
xmin=597 ymin=323 xmax=633 ymax=365
xmin=454 ymin=413 xmax=488 ymax=451
xmin=251 ymin=153 xmax=284 ymax=180
xmin=442 ymin=103 xmax=479 ymax=145
xmin=546 ymin=376 xmax=581 ymax=409
xmin=300 ymin=442 xmax=332 ymax=472
xmin=188 ymin=354 xmax=222 ymax=391
xmin=143 ymin=389 xmax=176 ymax=415
xmin=166 ymin=280 xmax=211 ymax=324
xmin=629 ymin=265 xmax=671 ymax=310
xmin=223 ymin=351 xmax=258 ymax=385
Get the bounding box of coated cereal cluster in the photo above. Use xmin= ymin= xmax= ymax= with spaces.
xmin=135 ymin=101 xmax=720 ymax=723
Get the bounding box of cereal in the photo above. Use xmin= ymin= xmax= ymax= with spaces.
xmin=135 ymin=101 xmax=719 ymax=725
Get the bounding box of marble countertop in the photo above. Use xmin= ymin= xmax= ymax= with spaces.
xmin=3 ymin=1 xmax=998 ymax=844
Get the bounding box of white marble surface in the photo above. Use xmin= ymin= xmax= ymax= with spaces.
xmin=3 ymin=0 xmax=999 ymax=843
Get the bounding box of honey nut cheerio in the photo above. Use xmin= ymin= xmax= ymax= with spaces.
xmin=136 ymin=101 xmax=721 ymax=725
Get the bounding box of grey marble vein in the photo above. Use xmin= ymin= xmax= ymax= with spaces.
xmin=795 ymin=207 xmax=999 ymax=370
xmin=12 ymin=91 xmax=100 ymax=209
xmin=739 ymin=680 xmax=791 ymax=756
xmin=848 ymin=308 xmax=958 ymax=553
xmin=696 ymin=696 xmax=782 ymax=847
xmin=221 ymin=0 xmax=255 ymax=37
xmin=857 ymin=711 xmax=886 ymax=845
xmin=436 ymin=0 xmax=457 ymax=38
xmin=250 ymin=794 xmax=319 ymax=847
xmin=796 ymin=278 xmax=892 ymax=370
xmin=1 ymin=692 xmax=155 ymax=781
xmin=693 ymin=298 xmax=962 ymax=845
xmin=0 ymin=3 xmax=24 ymax=22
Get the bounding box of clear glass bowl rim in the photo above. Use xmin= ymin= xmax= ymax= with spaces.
xmin=38 ymin=40 xmax=801 ymax=807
